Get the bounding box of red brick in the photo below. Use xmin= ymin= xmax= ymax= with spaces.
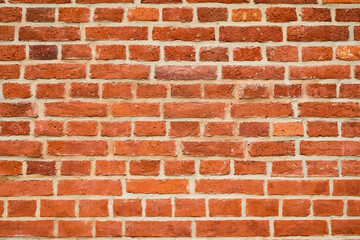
xmin=112 ymin=103 xmax=159 ymax=117
xmin=204 ymin=84 xmax=234 ymax=98
xmin=91 ymin=64 xmax=150 ymax=79
xmin=196 ymin=179 xmax=264 ymax=194
xmin=313 ymin=199 xmax=343 ymax=216
xmin=19 ymin=26 xmax=79 ymax=41
xmin=0 ymin=7 xmax=22 ymax=22
xmin=232 ymin=103 xmax=292 ymax=117
xmin=272 ymin=160 xmax=303 ymax=176
xmin=209 ymin=199 xmax=242 ymax=216
xmin=290 ymin=65 xmax=350 ymax=79
xmin=0 ymin=45 xmax=25 ymax=60
xmin=165 ymin=46 xmax=195 ymax=61
xmin=348 ymin=200 xmax=360 ymax=216
xmin=170 ymin=122 xmax=199 ymax=137
xmin=340 ymin=84 xmax=360 ymax=98
xmin=266 ymin=7 xmax=297 ymax=22
xmin=94 ymin=8 xmax=123 ymax=22
xmin=129 ymin=45 xmax=160 ymax=61
xmin=220 ymin=26 xmax=282 ymax=42
xmin=36 ymin=83 xmax=64 ymax=98
xmin=163 ymin=7 xmax=193 ymax=22
xmin=0 ymin=121 xmax=29 ymax=136
xmin=34 ymin=120 xmax=63 ymax=136
xmin=171 ymin=84 xmax=201 ymax=98
xmin=267 ymin=46 xmax=298 ymax=62
xmin=59 ymin=7 xmax=90 ymax=22
xmin=96 ymin=221 xmax=122 ymax=237
xmin=58 ymin=220 xmax=92 ymax=237
xmin=288 ymin=26 xmax=349 ymax=41
xmin=302 ymin=46 xmax=333 ymax=61
xmin=61 ymin=160 xmax=91 ymax=175
xmin=223 ymin=65 xmax=284 ymax=79
xmin=307 ymin=160 xmax=339 ymax=176
xmin=196 ymin=220 xmax=269 ymax=237
xmin=134 ymin=121 xmax=165 ymax=136
xmin=0 ymin=102 xmax=37 ymax=117
xmin=301 ymin=141 xmax=360 ymax=156
xmin=126 ymin=221 xmax=191 ymax=237
xmin=239 ymin=84 xmax=270 ymax=98
xmin=40 ymin=200 xmax=75 ymax=217
xmin=86 ymin=26 xmax=147 ymax=40
xmin=183 ymin=141 xmax=243 ymax=157
xmin=95 ymin=45 xmax=126 ymax=60
xmin=155 ymin=65 xmax=217 ymax=80
xmin=233 ymin=47 xmax=262 ymax=61
xmin=114 ymin=199 xmax=142 ymax=216
xmin=336 ymin=45 xmax=360 ymax=60
xmin=0 ymin=180 xmax=52 ymax=196
xmin=0 ymin=161 xmax=22 ymax=176
xmin=333 ymin=180 xmax=360 ymax=196
xmin=283 ymin=199 xmax=310 ymax=216
xmin=101 ymin=121 xmax=131 ymax=137
xmin=26 ymin=8 xmax=55 ymax=22
xmin=164 ymin=160 xmax=195 ymax=175
xmin=164 ymin=102 xmax=224 ymax=118
xmin=307 ymin=121 xmax=338 ymax=137
xmin=95 ymin=160 xmax=126 ymax=176
xmin=336 ymin=8 xmax=360 ymax=22
xmin=29 ymin=45 xmax=57 ymax=60
xmin=25 ymin=64 xmax=86 ymax=79
xmin=256 ymin=0 xmax=316 ymax=3
xmin=331 ymin=220 xmax=360 ymax=235
xmin=58 ymin=179 xmax=122 ymax=195
xmin=45 ymin=101 xmax=107 ymax=117
xmin=0 ymin=65 xmax=20 ymax=79
xmin=146 ymin=199 xmax=172 ymax=217
xmin=27 ymin=161 xmax=56 ymax=175
xmin=0 ymin=141 xmax=42 ymax=157
xmin=114 ymin=140 xmax=176 ymax=156
xmin=70 ymin=83 xmax=98 ymax=98
xmin=204 ymin=122 xmax=234 ymax=136
xmin=342 ymin=160 xmax=360 ymax=176
xmin=232 ymin=8 xmax=262 ymax=22
xmin=301 ymin=8 xmax=331 ymax=21
xmin=198 ymin=8 xmax=227 ymax=22
xmin=235 ymin=161 xmax=267 ymax=175
xmin=130 ymin=160 xmax=160 ymax=176
xmin=128 ymin=7 xmax=159 ymax=21
xmin=249 ymin=141 xmax=295 ymax=157
xmin=274 ymin=220 xmax=328 ymax=236
xmin=299 ymin=102 xmax=359 ymax=117
xmin=200 ymin=160 xmax=230 ymax=175
xmin=306 ymin=83 xmax=336 ymax=98
xmin=342 ymin=122 xmax=360 ymax=137
xmin=103 ymin=83 xmax=132 ymax=99
xmin=2 ymin=83 xmax=30 ymax=99
xmin=175 ymin=198 xmax=205 ymax=217
xmin=268 ymin=180 xmax=329 ymax=195
xmin=0 ymin=26 xmax=14 ymax=41
xmin=200 ymin=47 xmax=228 ymax=61
xmin=126 ymin=179 xmax=189 ymax=194
xmin=62 ymin=44 xmax=91 ymax=59
xmin=239 ymin=122 xmax=269 ymax=137
xmin=188 ymin=0 xmax=248 ymax=2
xmin=67 ymin=121 xmax=97 ymax=136
xmin=0 ymin=221 xmax=54 ymax=237
xmin=79 ymin=199 xmax=108 ymax=217
xmin=47 ymin=140 xmax=107 ymax=156
xmin=8 ymin=200 xmax=36 ymax=217
xmin=137 ymin=84 xmax=167 ymax=98
xmin=153 ymin=27 xmax=215 ymax=41
xmin=246 ymin=199 xmax=279 ymax=216
xmin=274 ymin=84 xmax=302 ymax=97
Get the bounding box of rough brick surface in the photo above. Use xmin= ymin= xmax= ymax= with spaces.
xmin=0 ymin=0 xmax=359 ymax=238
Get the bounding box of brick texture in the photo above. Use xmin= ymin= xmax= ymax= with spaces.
xmin=0 ymin=0 xmax=359 ymax=238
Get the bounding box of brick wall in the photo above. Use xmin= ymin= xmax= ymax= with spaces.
xmin=0 ymin=0 xmax=360 ymax=237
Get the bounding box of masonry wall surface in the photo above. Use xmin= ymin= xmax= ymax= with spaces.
xmin=0 ymin=0 xmax=359 ymax=238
